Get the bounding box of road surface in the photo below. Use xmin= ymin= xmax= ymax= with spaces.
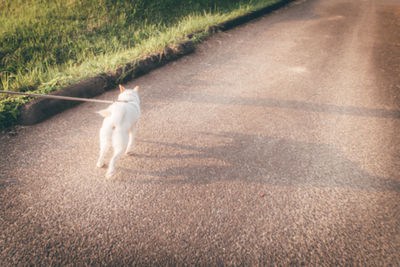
xmin=1 ymin=0 xmax=399 ymax=265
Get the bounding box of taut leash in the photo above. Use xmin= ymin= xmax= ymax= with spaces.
xmin=0 ymin=90 xmax=116 ymax=104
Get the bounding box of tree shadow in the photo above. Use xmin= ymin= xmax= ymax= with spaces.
xmin=128 ymin=132 xmax=399 ymax=192
xmin=184 ymin=93 xmax=400 ymax=119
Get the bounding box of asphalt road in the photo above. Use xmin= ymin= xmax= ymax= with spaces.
xmin=1 ymin=0 xmax=399 ymax=265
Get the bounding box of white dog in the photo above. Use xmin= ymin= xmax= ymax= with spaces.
xmin=96 ymin=84 xmax=141 ymax=178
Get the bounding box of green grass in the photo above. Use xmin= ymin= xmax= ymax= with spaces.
xmin=0 ymin=0 xmax=279 ymax=128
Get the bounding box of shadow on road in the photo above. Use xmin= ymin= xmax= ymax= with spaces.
xmin=126 ymin=132 xmax=399 ymax=192
xmin=184 ymin=94 xmax=400 ymax=119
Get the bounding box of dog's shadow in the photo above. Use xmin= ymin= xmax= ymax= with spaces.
xmin=116 ymin=132 xmax=399 ymax=192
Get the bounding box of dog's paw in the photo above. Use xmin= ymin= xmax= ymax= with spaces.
xmin=125 ymin=151 xmax=135 ymax=156
xmin=96 ymin=161 xmax=105 ymax=168
xmin=106 ymin=170 xmax=115 ymax=179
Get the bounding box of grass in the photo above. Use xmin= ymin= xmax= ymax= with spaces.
xmin=0 ymin=0 xmax=280 ymax=128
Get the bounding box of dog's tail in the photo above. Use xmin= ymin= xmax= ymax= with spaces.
xmin=97 ymin=108 xmax=111 ymax=117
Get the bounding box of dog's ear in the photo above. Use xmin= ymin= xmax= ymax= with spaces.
xmin=119 ymin=84 xmax=125 ymax=93
xmin=134 ymin=86 xmax=140 ymax=92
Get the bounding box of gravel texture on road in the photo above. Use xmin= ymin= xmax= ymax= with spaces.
xmin=1 ymin=0 xmax=399 ymax=265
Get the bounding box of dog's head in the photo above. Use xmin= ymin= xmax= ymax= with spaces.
xmin=118 ymin=84 xmax=140 ymax=102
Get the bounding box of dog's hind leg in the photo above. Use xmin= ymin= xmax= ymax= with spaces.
xmin=125 ymin=121 xmax=138 ymax=155
xmin=106 ymin=128 xmax=128 ymax=178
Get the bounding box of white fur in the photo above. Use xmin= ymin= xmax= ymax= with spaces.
xmin=96 ymin=85 xmax=141 ymax=178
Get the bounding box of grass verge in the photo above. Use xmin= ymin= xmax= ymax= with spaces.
xmin=0 ymin=0 xmax=280 ymax=128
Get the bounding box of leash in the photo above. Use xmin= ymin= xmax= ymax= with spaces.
xmin=0 ymin=90 xmax=117 ymax=104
